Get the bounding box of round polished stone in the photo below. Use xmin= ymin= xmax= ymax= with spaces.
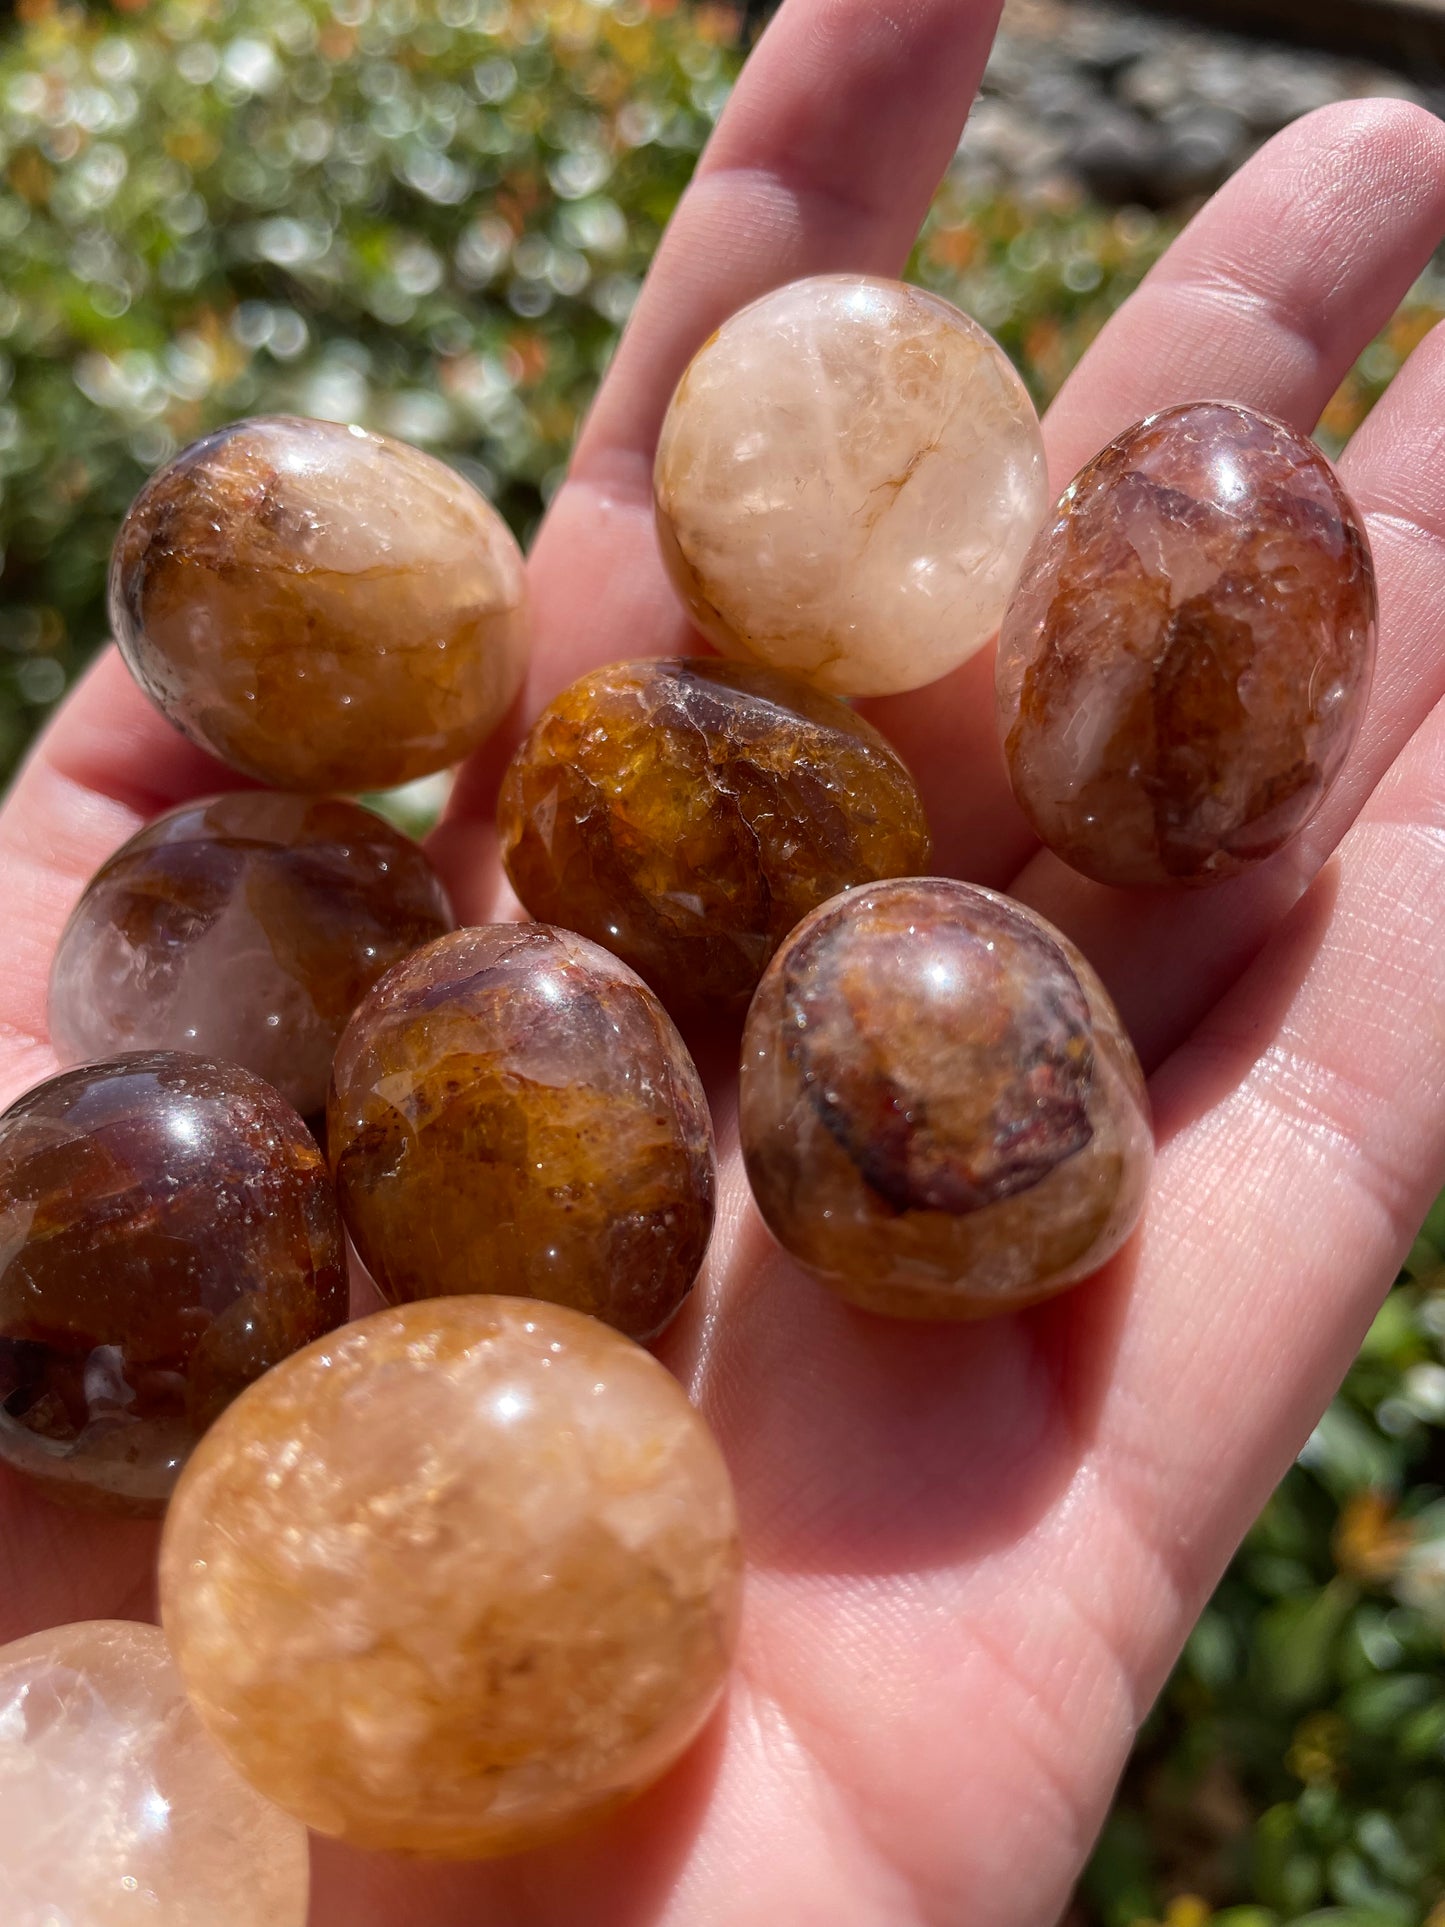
xmin=997 ymin=401 xmax=1377 ymax=886
xmin=0 ymin=1620 xmax=309 ymax=1927
xmin=49 ymin=792 xmax=453 ymax=1118
xmin=0 ymin=1053 xmax=347 ymax=1511
xmin=329 ymin=926 xmax=715 ymax=1338
xmin=498 ymin=656 xmax=931 ymax=1014
xmin=160 ymin=1296 xmax=742 ymax=1858
xmin=739 ymin=878 xmax=1152 ymax=1318
xmin=111 ymin=416 xmax=528 ymax=792
xmin=654 ymin=275 xmax=1049 ymax=696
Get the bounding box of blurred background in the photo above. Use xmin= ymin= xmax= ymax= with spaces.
xmin=1 ymin=0 xmax=1444 ymax=1919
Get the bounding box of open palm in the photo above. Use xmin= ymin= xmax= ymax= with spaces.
xmin=5 ymin=3 xmax=1445 ymax=1921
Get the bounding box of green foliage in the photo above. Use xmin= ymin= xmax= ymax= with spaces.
xmin=1 ymin=3 xmax=1444 ymax=1917
xmin=1081 ymin=1250 xmax=1445 ymax=1927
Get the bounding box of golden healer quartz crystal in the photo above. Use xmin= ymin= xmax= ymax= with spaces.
xmin=111 ymin=415 xmax=528 ymax=792
xmin=159 ymin=1297 xmax=743 ymax=1858
xmin=499 ymin=656 xmax=931 ymax=1014
xmin=328 ymin=925 xmax=716 ymax=1338
xmin=739 ymin=878 xmax=1152 ymax=1318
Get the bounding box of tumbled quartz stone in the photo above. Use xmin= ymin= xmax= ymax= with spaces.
xmin=739 ymin=878 xmax=1152 ymax=1318
xmin=653 ymin=275 xmax=1049 ymax=697
xmin=111 ymin=415 xmax=529 ymax=792
xmin=160 ymin=1296 xmax=742 ymax=1857
xmin=0 ymin=1052 xmax=346 ymax=1511
xmin=498 ymin=656 xmax=932 ymax=1014
xmin=0 ymin=1620 xmax=309 ymax=1927
xmin=49 ymin=792 xmax=453 ymax=1119
xmin=329 ymin=925 xmax=715 ymax=1339
xmin=997 ymin=401 xmax=1377 ymax=886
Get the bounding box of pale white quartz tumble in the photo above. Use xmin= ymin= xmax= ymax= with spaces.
xmin=0 ymin=1619 xmax=309 ymax=1926
xmin=654 ymin=274 xmax=1050 ymax=696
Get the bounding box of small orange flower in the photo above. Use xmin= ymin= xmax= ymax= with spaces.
xmin=1334 ymin=1490 xmax=1415 ymax=1585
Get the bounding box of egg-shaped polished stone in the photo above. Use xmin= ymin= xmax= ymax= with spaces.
xmin=654 ymin=275 xmax=1049 ymax=697
xmin=498 ymin=656 xmax=932 ymax=1014
xmin=111 ymin=416 xmax=529 ymax=792
xmin=160 ymin=1296 xmax=742 ymax=1857
xmin=997 ymin=401 xmax=1377 ymax=886
xmin=329 ymin=926 xmax=715 ymax=1338
xmin=0 ymin=1620 xmax=309 ymax=1927
xmin=49 ymin=793 xmax=453 ymax=1118
xmin=739 ymin=879 xmax=1152 ymax=1318
xmin=0 ymin=1053 xmax=346 ymax=1511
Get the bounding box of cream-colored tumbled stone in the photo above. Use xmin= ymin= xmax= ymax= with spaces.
xmin=654 ymin=275 xmax=1049 ymax=696
xmin=0 ymin=1620 xmax=309 ymax=1927
xmin=159 ymin=1297 xmax=742 ymax=1858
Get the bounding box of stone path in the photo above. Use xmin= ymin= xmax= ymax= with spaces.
xmin=1140 ymin=0 xmax=1445 ymax=64
xmin=960 ymin=0 xmax=1435 ymax=203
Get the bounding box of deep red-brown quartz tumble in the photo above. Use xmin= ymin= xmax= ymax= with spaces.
xmin=0 ymin=1052 xmax=347 ymax=1512
xmin=997 ymin=401 xmax=1377 ymax=886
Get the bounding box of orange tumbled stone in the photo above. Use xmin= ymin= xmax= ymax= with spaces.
xmin=329 ymin=925 xmax=716 ymax=1338
xmin=997 ymin=401 xmax=1377 ymax=886
xmin=498 ymin=656 xmax=931 ymax=1014
xmin=159 ymin=1297 xmax=742 ymax=1858
xmin=111 ymin=416 xmax=528 ymax=793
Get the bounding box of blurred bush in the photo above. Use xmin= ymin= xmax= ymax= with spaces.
xmin=1081 ymin=1205 xmax=1445 ymax=1927
xmin=1 ymin=2 xmax=1444 ymax=1919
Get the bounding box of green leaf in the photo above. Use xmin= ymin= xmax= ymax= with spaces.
xmin=1338 ymin=1674 xmax=1436 ymax=1736
xmin=1252 ymin=1581 xmax=1359 ymax=1709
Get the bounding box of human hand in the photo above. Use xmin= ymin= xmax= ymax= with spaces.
xmin=5 ymin=3 xmax=1445 ymax=1922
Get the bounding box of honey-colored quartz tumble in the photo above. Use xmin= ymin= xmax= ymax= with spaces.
xmin=49 ymin=792 xmax=453 ymax=1117
xmin=739 ymin=879 xmax=1152 ymax=1318
xmin=160 ymin=1296 xmax=742 ymax=1857
xmin=329 ymin=925 xmax=715 ymax=1337
xmin=111 ymin=415 xmax=528 ymax=792
xmin=654 ymin=275 xmax=1049 ymax=696
xmin=499 ymin=657 xmax=931 ymax=1012
xmin=0 ymin=1620 xmax=309 ymax=1927
xmin=0 ymin=1053 xmax=346 ymax=1510
xmin=997 ymin=401 xmax=1377 ymax=886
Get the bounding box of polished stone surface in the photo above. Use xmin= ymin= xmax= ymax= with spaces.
xmin=111 ymin=415 xmax=529 ymax=792
xmin=160 ymin=1297 xmax=742 ymax=1858
xmin=0 ymin=1619 xmax=309 ymax=1926
xmin=498 ymin=656 xmax=931 ymax=1013
xmin=0 ymin=1053 xmax=347 ymax=1511
xmin=739 ymin=878 xmax=1152 ymax=1317
xmin=329 ymin=926 xmax=715 ymax=1338
xmin=49 ymin=793 xmax=453 ymax=1118
xmin=997 ymin=401 xmax=1377 ymax=886
xmin=654 ymin=275 xmax=1049 ymax=696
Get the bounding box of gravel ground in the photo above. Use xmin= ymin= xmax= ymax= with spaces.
xmin=960 ymin=0 xmax=1435 ymax=204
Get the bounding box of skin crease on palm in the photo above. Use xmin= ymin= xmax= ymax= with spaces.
xmin=8 ymin=0 xmax=1445 ymax=1918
